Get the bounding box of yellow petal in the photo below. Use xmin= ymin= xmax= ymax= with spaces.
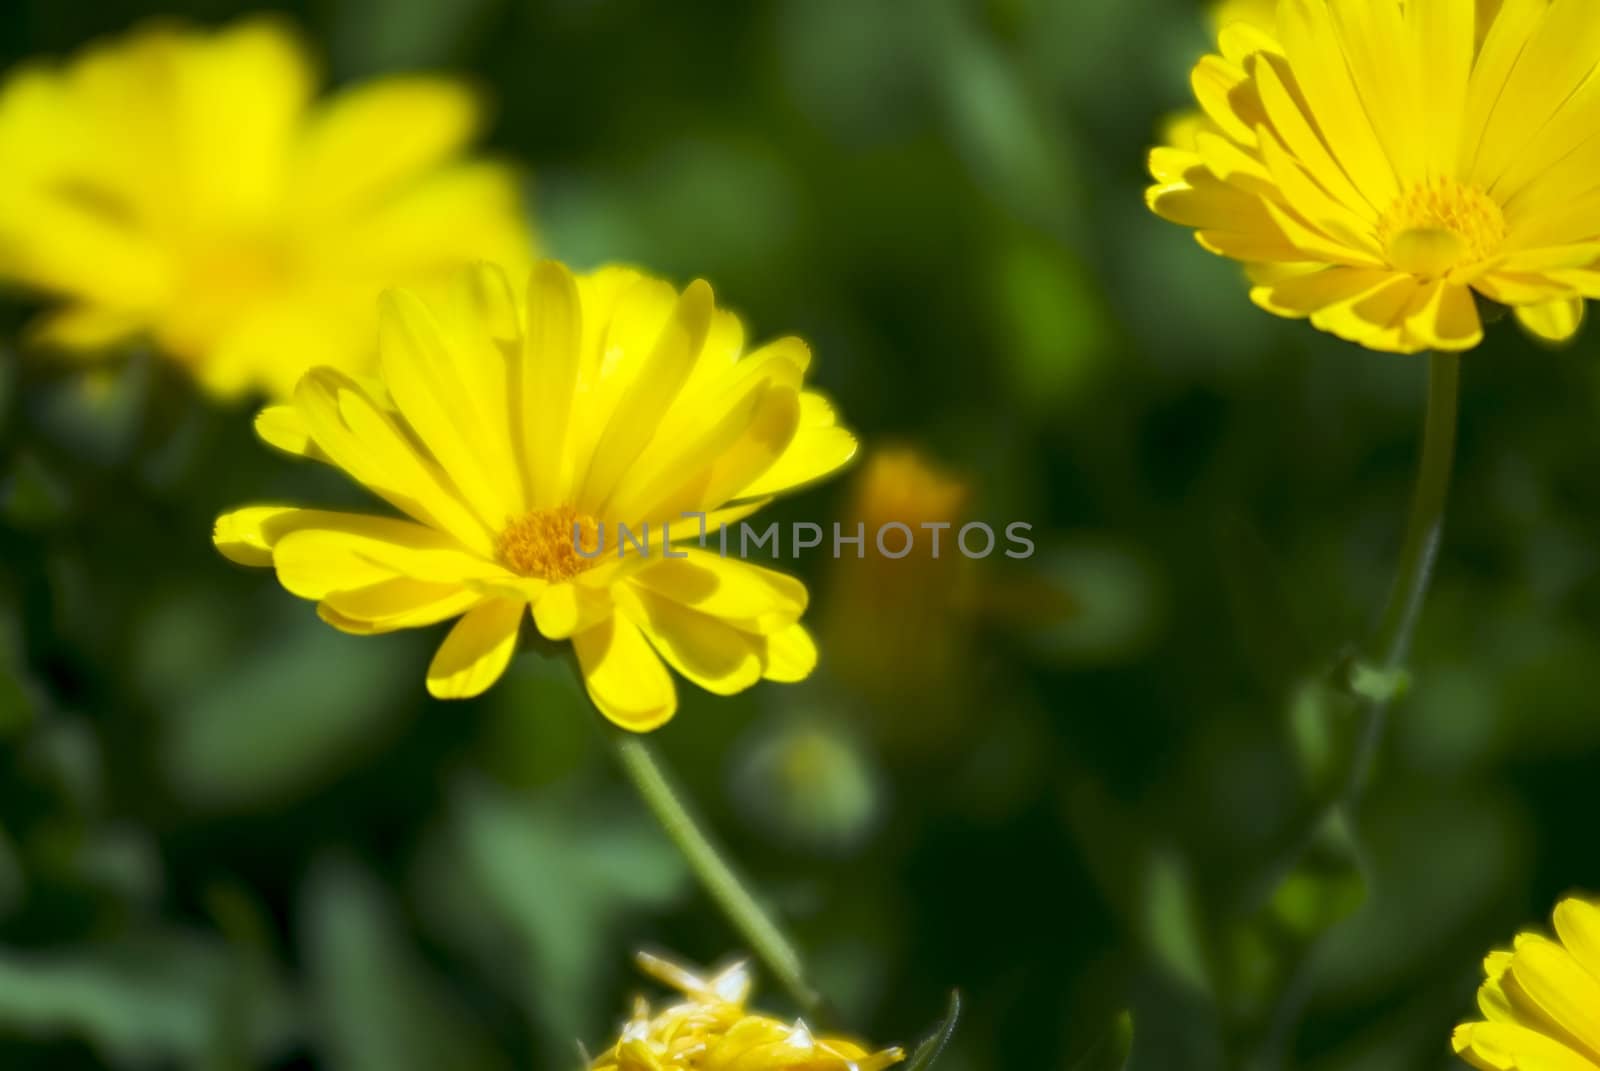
xmin=1554 ymin=900 xmax=1600 ymax=985
xmin=572 ymin=615 xmax=677 ymax=731
xmin=1277 ymin=0 xmax=1399 ymax=207
xmin=581 ymin=280 xmax=714 ymax=513
xmin=253 ymin=402 xmax=337 ymax=461
xmin=214 ymin=505 xmax=305 ymax=567
xmin=1515 ymin=299 xmax=1586 ymax=344
xmin=26 ymin=305 xmax=148 ymax=351
xmin=1406 ymin=283 xmax=1482 ymax=352
xmin=1452 ymin=1021 xmax=1600 ymax=1071
xmin=1508 ymin=935 xmax=1600 ymax=1062
xmin=293 ymin=367 xmax=494 ymax=554
xmin=1251 ymin=267 xmax=1398 ymax=318
xmin=531 ymin=580 xmax=613 ymax=640
xmin=629 ymin=550 xmax=807 ymax=634
xmin=521 ymin=259 xmax=583 ymax=508
xmin=760 ymin=623 xmax=818 ymax=683
xmin=377 ymin=287 xmax=520 ymax=525
xmin=622 ymin=383 xmax=802 ymax=524
xmin=292 ymin=77 xmax=480 ymax=218
xmin=273 ymin=523 xmax=503 ymax=600
xmin=1251 ymin=51 xmax=1377 ymax=218
xmin=326 ymin=161 xmax=531 ymax=280
xmin=426 ymin=598 xmax=524 ymax=699
xmin=739 ymin=394 xmax=858 ymax=499
xmin=617 ymin=585 xmax=763 ymax=697
xmin=319 ymin=579 xmax=482 ymax=634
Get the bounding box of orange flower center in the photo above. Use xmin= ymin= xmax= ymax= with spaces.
xmin=1377 ymin=177 xmax=1506 ymax=279
xmin=496 ymin=506 xmax=602 ymax=580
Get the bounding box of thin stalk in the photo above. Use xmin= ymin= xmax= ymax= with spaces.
xmin=611 ymin=732 xmax=823 ymax=1019
xmin=1251 ymin=351 xmax=1461 ymax=1070
xmin=1346 ymin=350 xmax=1460 ymax=799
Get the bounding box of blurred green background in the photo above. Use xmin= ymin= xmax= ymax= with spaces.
xmin=2 ymin=1 xmax=1599 ymax=1069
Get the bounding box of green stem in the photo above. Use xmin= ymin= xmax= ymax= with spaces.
xmin=611 ymin=732 xmax=823 ymax=1018
xmin=1250 ymin=351 xmax=1461 ymax=1071
xmin=1346 ymin=350 xmax=1460 ymax=799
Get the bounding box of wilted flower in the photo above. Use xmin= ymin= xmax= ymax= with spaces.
xmin=1452 ymin=895 xmax=1600 ymax=1071
xmin=214 ymin=260 xmax=856 ymax=728
xmin=1147 ymin=0 xmax=1600 ymax=352
xmin=0 ymin=17 xmax=531 ymax=398
xmin=591 ymin=952 xmax=904 ymax=1071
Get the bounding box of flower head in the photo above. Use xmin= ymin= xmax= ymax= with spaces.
xmin=1453 ymin=895 xmax=1600 ymax=1071
xmin=214 ymin=260 xmax=856 ymax=728
xmin=823 ymin=448 xmax=974 ymax=732
xmin=1147 ymin=0 xmax=1600 ymax=352
xmin=591 ymin=952 xmax=904 ymax=1071
xmin=0 ymin=17 xmax=532 ymax=398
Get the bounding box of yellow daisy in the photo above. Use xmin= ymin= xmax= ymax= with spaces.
xmin=1147 ymin=0 xmax=1600 ymax=353
xmin=1453 ymin=896 xmax=1600 ymax=1071
xmin=0 ymin=17 xmax=531 ymax=399
xmin=591 ymin=952 xmax=904 ymax=1071
xmin=213 ymin=260 xmax=856 ymax=729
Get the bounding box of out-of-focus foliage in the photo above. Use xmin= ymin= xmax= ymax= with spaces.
xmin=0 ymin=2 xmax=1597 ymax=1071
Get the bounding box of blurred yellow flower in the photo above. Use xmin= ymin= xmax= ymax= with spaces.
xmin=1453 ymin=895 xmax=1600 ymax=1071
xmin=214 ymin=260 xmax=856 ymax=727
xmin=1147 ymin=0 xmax=1600 ymax=353
xmin=823 ymin=447 xmax=974 ymax=740
xmin=592 ymin=952 xmax=904 ymax=1071
xmin=0 ymin=17 xmax=532 ymax=399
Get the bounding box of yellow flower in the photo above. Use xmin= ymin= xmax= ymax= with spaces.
xmin=822 ymin=448 xmax=974 ymax=739
xmin=213 ymin=260 xmax=857 ymax=728
xmin=1452 ymin=896 xmax=1600 ymax=1071
xmin=0 ymin=17 xmax=532 ymax=399
xmin=1147 ymin=0 xmax=1600 ymax=353
xmin=591 ymin=952 xmax=904 ymax=1071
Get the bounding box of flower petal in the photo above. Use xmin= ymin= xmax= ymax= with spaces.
xmin=629 ymin=549 xmax=807 ymax=634
xmin=1555 ymin=899 xmax=1600 ymax=986
xmin=292 ymin=77 xmax=480 ymax=217
xmin=617 ymin=584 xmax=764 ymax=697
xmin=425 ymin=598 xmax=524 ymax=699
xmin=319 ymin=579 xmax=483 ymax=634
xmin=1515 ymin=298 xmax=1586 ymax=345
xmin=572 ymin=614 xmax=677 ymax=731
xmin=1452 ymin=1021 xmax=1600 ymax=1071
xmin=1507 ymin=935 xmax=1600 ymax=1063
xmin=760 ymin=623 xmax=818 ymax=683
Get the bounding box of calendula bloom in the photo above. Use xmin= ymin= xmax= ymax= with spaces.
xmin=823 ymin=448 xmax=973 ymax=738
xmin=1452 ymin=896 xmax=1600 ymax=1071
xmin=591 ymin=953 xmax=904 ymax=1071
xmin=1147 ymin=0 xmax=1600 ymax=353
xmin=214 ymin=260 xmax=856 ymax=728
xmin=0 ymin=17 xmax=531 ymax=398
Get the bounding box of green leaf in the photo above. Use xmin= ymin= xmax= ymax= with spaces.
xmin=1141 ymin=851 xmax=1211 ymax=995
xmin=904 ymin=990 xmax=961 ymax=1071
xmin=416 ymin=779 xmax=688 ymax=1060
xmin=159 ymin=611 xmax=418 ymax=810
xmin=1067 ymin=1010 xmax=1134 ymax=1071
xmin=1343 ymin=660 xmax=1411 ymax=705
xmin=0 ymin=928 xmax=297 ymax=1069
xmin=303 ymin=856 xmax=510 ymax=1071
xmin=1267 ymin=812 xmax=1368 ymax=939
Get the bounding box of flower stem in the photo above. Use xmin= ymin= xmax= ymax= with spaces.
xmin=611 ymin=732 xmax=823 ymax=1018
xmin=1249 ymin=351 xmax=1461 ymax=1070
xmin=1347 ymin=350 xmax=1460 ymax=798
